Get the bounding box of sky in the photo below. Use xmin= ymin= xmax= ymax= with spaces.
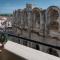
xmin=0 ymin=0 xmax=60 ymax=14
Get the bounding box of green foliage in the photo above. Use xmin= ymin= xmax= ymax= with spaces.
xmin=0 ymin=33 xmax=7 ymax=43
xmin=0 ymin=14 xmax=13 ymax=16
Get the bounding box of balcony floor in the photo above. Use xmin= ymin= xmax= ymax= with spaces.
xmin=0 ymin=49 xmax=26 ymax=60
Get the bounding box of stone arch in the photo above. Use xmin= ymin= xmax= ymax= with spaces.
xmin=46 ymin=6 xmax=60 ymax=31
xmin=32 ymin=7 xmax=41 ymax=29
xmin=32 ymin=7 xmax=40 ymax=24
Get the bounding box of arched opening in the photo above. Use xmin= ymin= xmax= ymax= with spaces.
xmin=50 ymin=21 xmax=59 ymax=30
xmin=47 ymin=6 xmax=59 ymax=31
xmin=49 ymin=9 xmax=59 ymax=21
xmin=32 ymin=8 xmax=40 ymax=29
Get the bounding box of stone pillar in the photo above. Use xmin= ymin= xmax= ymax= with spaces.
xmin=27 ymin=12 xmax=32 ymax=39
xmin=33 ymin=14 xmax=36 ymax=29
xmin=45 ymin=14 xmax=51 ymax=37
xmin=57 ymin=15 xmax=60 ymax=32
xmin=27 ymin=12 xmax=31 ymax=47
xmin=20 ymin=11 xmax=23 ymax=35
xmin=40 ymin=12 xmax=43 ymax=33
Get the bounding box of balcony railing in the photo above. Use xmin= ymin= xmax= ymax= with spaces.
xmin=0 ymin=31 xmax=60 ymax=57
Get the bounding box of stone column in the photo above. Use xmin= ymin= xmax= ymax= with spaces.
xmin=57 ymin=15 xmax=60 ymax=32
xmin=27 ymin=11 xmax=32 ymax=47
xmin=27 ymin=12 xmax=32 ymax=39
xmin=33 ymin=14 xmax=36 ymax=29
xmin=20 ymin=11 xmax=23 ymax=35
xmin=40 ymin=12 xmax=43 ymax=33
xmin=45 ymin=14 xmax=51 ymax=37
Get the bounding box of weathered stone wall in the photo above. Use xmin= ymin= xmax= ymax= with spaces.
xmin=12 ymin=5 xmax=60 ymax=57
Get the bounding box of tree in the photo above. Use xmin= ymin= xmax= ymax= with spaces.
xmin=0 ymin=33 xmax=7 ymax=44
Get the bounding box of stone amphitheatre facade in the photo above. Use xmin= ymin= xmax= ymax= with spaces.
xmin=12 ymin=4 xmax=60 ymax=57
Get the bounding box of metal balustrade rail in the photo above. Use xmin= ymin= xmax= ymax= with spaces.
xmin=0 ymin=31 xmax=60 ymax=50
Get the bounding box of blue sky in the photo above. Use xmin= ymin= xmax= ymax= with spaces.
xmin=0 ymin=0 xmax=60 ymax=14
